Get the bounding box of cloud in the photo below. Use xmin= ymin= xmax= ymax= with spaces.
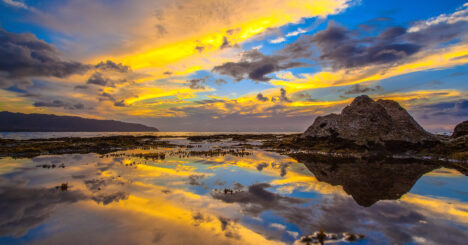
xmin=0 ymin=77 xmax=33 ymax=89
xmin=2 ymin=0 xmax=28 ymax=9
xmin=187 ymin=174 xmax=206 ymax=186
xmin=211 ymin=182 xmax=305 ymax=216
xmin=292 ymin=92 xmax=317 ymax=102
xmin=256 ymin=93 xmax=269 ymax=102
xmin=87 ymin=72 xmax=112 ymax=86
xmin=214 ymin=78 xmax=227 ymax=85
xmin=0 ymin=185 xmax=86 ymax=237
xmin=270 ymin=37 xmax=286 ymax=44
xmin=256 ymin=162 xmax=269 ymax=171
xmin=343 ymin=84 xmax=383 ymax=95
xmin=311 ymin=23 xmax=420 ymax=69
xmin=33 ymin=100 xmax=85 ymax=110
xmin=309 ymin=12 xmax=468 ymax=70
xmin=279 ymin=88 xmax=292 ymax=103
xmin=286 ymin=28 xmax=307 ymax=37
xmin=186 ymin=77 xmax=207 ymax=90
xmin=212 ymin=49 xmax=305 ymax=82
xmin=418 ymin=100 xmax=468 ymax=118
xmin=408 ymin=3 xmax=468 ymax=32
xmin=95 ymin=60 xmax=130 ymax=73
xmin=0 ymin=29 xmax=89 ymax=79
xmin=29 ymin=0 xmax=350 ymax=60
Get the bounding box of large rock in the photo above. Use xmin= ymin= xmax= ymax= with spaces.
xmin=302 ymin=95 xmax=436 ymax=144
xmin=452 ymin=120 xmax=468 ymax=138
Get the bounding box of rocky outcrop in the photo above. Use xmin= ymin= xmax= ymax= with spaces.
xmin=302 ymin=95 xmax=436 ymax=145
xmin=452 ymin=120 xmax=468 ymax=138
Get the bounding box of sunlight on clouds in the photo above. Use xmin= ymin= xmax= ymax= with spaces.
xmin=93 ymin=0 xmax=350 ymax=72
xmin=272 ymin=43 xmax=468 ymax=93
xmin=402 ymin=193 xmax=468 ymax=225
xmin=82 ymin=185 xmax=284 ymax=245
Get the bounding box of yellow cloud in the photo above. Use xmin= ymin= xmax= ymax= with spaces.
xmin=90 ymin=0 xmax=350 ymax=74
xmin=402 ymin=193 xmax=468 ymax=224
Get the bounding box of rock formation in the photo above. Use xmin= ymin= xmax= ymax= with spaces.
xmin=452 ymin=120 xmax=468 ymax=138
xmin=302 ymin=95 xmax=436 ymax=145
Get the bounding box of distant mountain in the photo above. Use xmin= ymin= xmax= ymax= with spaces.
xmin=0 ymin=111 xmax=159 ymax=132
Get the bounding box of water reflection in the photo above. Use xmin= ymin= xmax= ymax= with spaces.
xmin=291 ymin=155 xmax=468 ymax=207
xmin=0 ymin=139 xmax=467 ymax=244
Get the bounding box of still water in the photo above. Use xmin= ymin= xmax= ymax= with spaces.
xmin=0 ymin=136 xmax=467 ymax=244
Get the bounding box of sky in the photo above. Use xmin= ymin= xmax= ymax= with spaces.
xmin=0 ymin=0 xmax=467 ymax=132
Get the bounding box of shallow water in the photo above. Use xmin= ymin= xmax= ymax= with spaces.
xmin=0 ymin=137 xmax=467 ymax=244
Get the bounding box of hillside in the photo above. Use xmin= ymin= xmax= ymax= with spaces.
xmin=0 ymin=112 xmax=159 ymax=132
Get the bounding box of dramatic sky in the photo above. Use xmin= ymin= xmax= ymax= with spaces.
xmin=1 ymin=0 xmax=467 ymax=132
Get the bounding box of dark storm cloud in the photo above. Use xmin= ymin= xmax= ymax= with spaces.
xmin=310 ymin=24 xmax=420 ymax=69
xmin=212 ymin=49 xmax=306 ymax=82
xmin=278 ymin=35 xmax=315 ymax=59
xmin=87 ymin=72 xmax=112 ymax=86
xmin=310 ymin=19 xmax=468 ymax=69
xmin=95 ymin=60 xmax=130 ymax=73
xmin=343 ymin=84 xmax=383 ymax=95
xmin=256 ymin=93 xmax=269 ymax=102
xmin=279 ymin=88 xmax=292 ymax=103
xmin=33 ymin=100 xmax=85 ymax=110
xmin=0 ymin=29 xmax=89 ymax=79
xmin=186 ymin=77 xmax=207 ymax=89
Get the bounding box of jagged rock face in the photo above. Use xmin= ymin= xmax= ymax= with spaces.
xmin=452 ymin=120 xmax=468 ymax=138
xmin=303 ymin=95 xmax=436 ymax=144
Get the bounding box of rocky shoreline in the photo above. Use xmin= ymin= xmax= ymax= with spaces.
xmin=0 ymin=96 xmax=466 ymax=161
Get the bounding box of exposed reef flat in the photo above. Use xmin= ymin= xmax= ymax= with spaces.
xmin=0 ymin=132 xmax=466 ymax=162
xmin=0 ymin=136 xmax=176 ymax=158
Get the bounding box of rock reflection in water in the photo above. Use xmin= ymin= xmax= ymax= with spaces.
xmin=292 ymin=154 xmax=468 ymax=207
xmin=0 ymin=142 xmax=467 ymax=244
